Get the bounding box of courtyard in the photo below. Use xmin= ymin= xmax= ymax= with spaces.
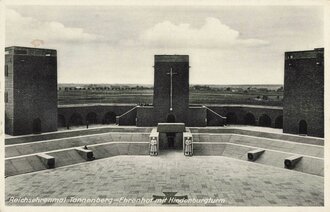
xmin=5 ymin=150 xmax=323 ymax=206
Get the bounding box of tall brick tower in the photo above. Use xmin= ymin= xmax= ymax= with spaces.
xmin=5 ymin=46 xmax=58 ymax=135
xmin=283 ymin=48 xmax=324 ymax=137
xmin=153 ymin=55 xmax=189 ymax=124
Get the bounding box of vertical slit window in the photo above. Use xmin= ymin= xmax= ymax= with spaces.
xmin=5 ymin=65 xmax=8 ymax=77
xmin=5 ymin=92 xmax=8 ymax=103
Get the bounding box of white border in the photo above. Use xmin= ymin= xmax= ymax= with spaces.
xmin=0 ymin=0 xmax=329 ymax=212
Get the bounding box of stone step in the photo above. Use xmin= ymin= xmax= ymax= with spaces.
xmin=6 ymin=132 xmax=150 ymax=158
xmin=192 ymin=133 xmax=323 ymax=158
xmin=5 ymin=142 xmax=149 ymax=177
xmin=5 ymin=126 xmax=153 ymax=145
xmin=190 ymin=127 xmax=324 ymax=146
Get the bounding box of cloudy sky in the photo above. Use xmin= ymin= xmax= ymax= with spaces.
xmin=5 ymin=5 xmax=324 ymax=85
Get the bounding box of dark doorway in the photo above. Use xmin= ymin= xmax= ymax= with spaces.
xmin=275 ymin=116 xmax=283 ymax=129
xmin=299 ymin=120 xmax=307 ymax=135
xmin=166 ymin=114 xmax=176 ymax=123
xmin=70 ymin=113 xmax=83 ymax=126
xmin=103 ymin=112 xmax=116 ymax=124
xmin=244 ymin=113 xmax=256 ymax=125
xmin=226 ymin=112 xmax=238 ymax=125
xmin=86 ymin=112 xmax=97 ymax=124
xmin=32 ymin=118 xmax=41 ymax=134
xmin=258 ymin=114 xmax=272 ymax=127
xmin=58 ymin=115 xmax=66 ymax=128
xmin=166 ymin=132 xmax=176 ymax=149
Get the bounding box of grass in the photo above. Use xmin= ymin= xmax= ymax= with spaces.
xmin=58 ymin=88 xmax=283 ymax=106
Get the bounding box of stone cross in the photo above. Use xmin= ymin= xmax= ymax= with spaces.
xmin=166 ymin=67 xmax=177 ymax=111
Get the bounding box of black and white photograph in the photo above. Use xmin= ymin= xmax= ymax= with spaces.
xmin=0 ymin=0 xmax=328 ymax=211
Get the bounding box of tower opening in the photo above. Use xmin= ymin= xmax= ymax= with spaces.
xmin=299 ymin=120 xmax=307 ymax=135
xmin=32 ymin=118 xmax=41 ymax=134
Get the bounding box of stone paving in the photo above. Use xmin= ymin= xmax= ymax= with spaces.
xmin=5 ymin=150 xmax=323 ymax=206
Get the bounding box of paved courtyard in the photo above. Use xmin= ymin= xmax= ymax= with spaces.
xmin=5 ymin=150 xmax=323 ymax=206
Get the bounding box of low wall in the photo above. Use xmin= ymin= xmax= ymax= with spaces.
xmin=190 ymin=127 xmax=324 ymax=146
xmin=194 ymin=142 xmax=324 ymax=176
xmin=5 ymin=155 xmax=46 ymax=176
xmin=192 ymin=133 xmax=323 ymax=158
xmin=5 ymin=126 xmax=152 ymax=145
xmin=6 ymin=132 xmax=150 ymax=158
xmin=88 ymin=142 xmax=149 ymax=159
xmin=5 ymin=141 xmax=149 ymax=177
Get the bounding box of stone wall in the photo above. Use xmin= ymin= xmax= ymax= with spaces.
xmin=136 ymin=106 xmax=207 ymax=127
xmin=153 ymin=55 xmax=189 ymax=124
xmin=58 ymin=104 xmax=135 ymax=127
xmin=5 ymin=46 xmax=57 ymax=136
xmin=136 ymin=106 xmax=155 ymax=126
xmin=283 ymin=48 xmax=324 ymax=137
xmin=59 ymin=104 xmax=284 ymax=129
xmin=206 ymin=105 xmax=283 ymax=128
xmin=187 ymin=107 xmax=207 ymax=127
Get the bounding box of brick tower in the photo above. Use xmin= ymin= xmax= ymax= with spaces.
xmin=5 ymin=46 xmax=58 ymax=135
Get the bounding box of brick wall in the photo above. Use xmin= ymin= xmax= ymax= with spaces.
xmin=5 ymin=46 xmax=57 ymax=135
xmin=207 ymin=105 xmax=283 ymax=128
xmin=283 ymin=48 xmax=324 ymax=137
xmin=153 ymin=55 xmax=189 ymax=124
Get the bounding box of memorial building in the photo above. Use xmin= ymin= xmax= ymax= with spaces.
xmin=4 ymin=47 xmax=324 ymax=138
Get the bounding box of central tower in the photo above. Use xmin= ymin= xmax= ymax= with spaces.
xmin=153 ymin=55 xmax=189 ymax=123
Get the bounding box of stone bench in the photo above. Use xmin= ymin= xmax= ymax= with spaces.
xmin=75 ymin=147 xmax=95 ymax=161
xmin=247 ymin=149 xmax=265 ymax=161
xmin=284 ymin=155 xmax=303 ymax=169
xmin=37 ymin=153 xmax=55 ymax=169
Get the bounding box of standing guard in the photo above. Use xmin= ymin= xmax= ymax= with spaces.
xmin=150 ymin=137 xmax=158 ymax=156
xmin=184 ymin=136 xmax=193 ymax=156
xmin=149 ymin=128 xmax=159 ymax=156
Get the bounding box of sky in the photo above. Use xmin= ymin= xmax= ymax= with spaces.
xmin=5 ymin=5 xmax=324 ymax=85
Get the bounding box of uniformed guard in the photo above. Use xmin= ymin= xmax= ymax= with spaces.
xmin=184 ymin=137 xmax=193 ymax=156
xmin=150 ymin=137 xmax=158 ymax=156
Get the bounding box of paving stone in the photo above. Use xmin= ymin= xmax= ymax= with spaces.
xmin=5 ymin=151 xmax=323 ymax=206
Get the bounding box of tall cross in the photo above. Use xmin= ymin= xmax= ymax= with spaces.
xmin=166 ymin=67 xmax=177 ymax=111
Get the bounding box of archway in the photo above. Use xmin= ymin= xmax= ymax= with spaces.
xmin=258 ymin=114 xmax=272 ymax=127
xmin=103 ymin=112 xmax=116 ymax=124
xmin=32 ymin=118 xmax=41 ymax=134
xmin=226 ymin=112 xmax=238 ymax=125
xmin=299 ymin=120 xmax=307 ymax=135
xmin=275 ymin=116 xmax=283 ymax=129
xmin=86 ymin=112 xmax=97 ymax=124
xmin=166 ymin=114 xmax=176 ymax=123
xmin=58 ymin=114 xmax=66 ymax=128
xmin=244 ymin=113 xmax=256 ymax=125
xmin=70 ymin=113 xmax=83 ymax=126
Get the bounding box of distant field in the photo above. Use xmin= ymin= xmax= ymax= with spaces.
xmin=58 ymin=88 xmax=283 ymax=106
